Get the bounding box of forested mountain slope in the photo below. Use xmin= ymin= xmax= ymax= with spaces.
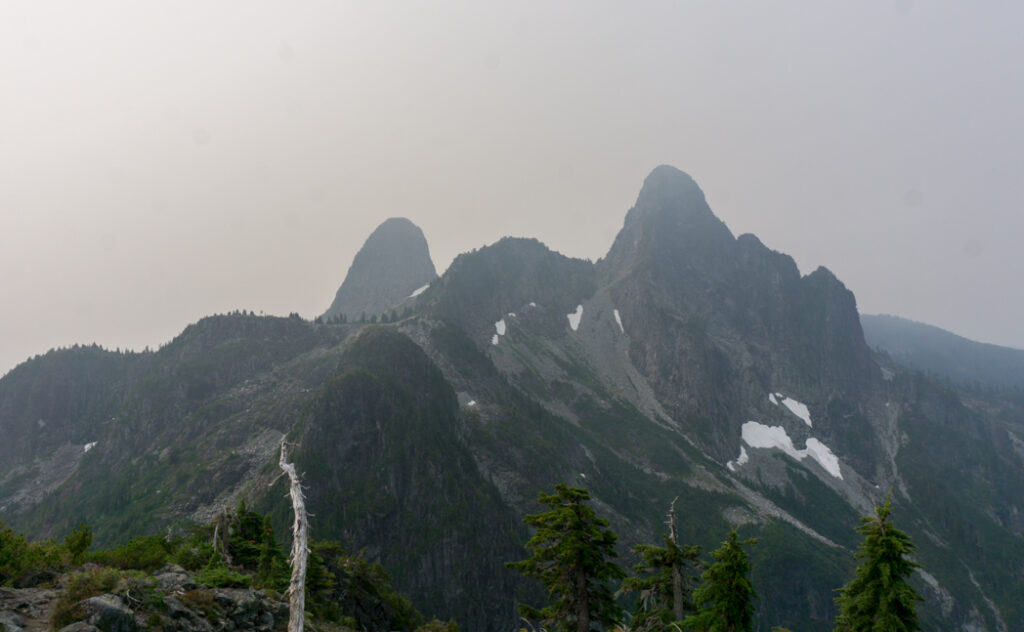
xmin=2 ymin=167 xmax=1022 ymax=631
xmin=862 ymin=312 xmax=1024 ymax=390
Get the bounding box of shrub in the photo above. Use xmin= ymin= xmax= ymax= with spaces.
xmin=51 ymin=567 xmax=123 ymax=628
xmin=0 ymin=523 xmax=69 ymax=587
xmin=195 ymin=563 xmax=252 ymax=588
xmin=90 ymin=534 xmax=171 ymax=572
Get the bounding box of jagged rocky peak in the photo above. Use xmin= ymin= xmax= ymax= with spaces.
xmin=322 ymin=217 xmax=437 ymax=321
xmin=603 ymin=165 xmax=735 ymax=275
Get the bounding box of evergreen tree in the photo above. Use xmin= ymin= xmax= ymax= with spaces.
xmin=623 ymin=538 xmax=702 ymax=630
xmin=63 ymin=523 xmax=93 ymax=565
xmin=684 ymin=529 xmax=757 ymax=632
xmin=258 ymin=515 xmax=289 ymax=590
xmin=834 ymin=495 xmax=923 ymax=632
xmin=622 ymin=499 xmax=702 ymax=631
xmin=506 ymin=484 xmax=625 ymax=632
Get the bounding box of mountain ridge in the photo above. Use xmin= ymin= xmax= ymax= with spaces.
xmin=862 ymin=313 xmax=1024 ymax=390
xmin=1 ymin=166 xmax=1022 ymax=631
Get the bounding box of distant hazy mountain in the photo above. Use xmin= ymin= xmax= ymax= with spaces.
xmin=322 ymin=217 xmax=437 ymax=322
xmin=862 ymin=313 xmax=1024 ymax=389
xmin=2 ymin=167 xmax=1022 ymax=632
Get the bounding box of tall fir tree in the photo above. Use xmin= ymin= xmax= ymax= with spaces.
xmin=834 ymin=494 xmax=923 ymax=632
xmin=684 ymin=529 xmax=757 ymax=632
xmin=622 ymin=499 xmax=702 ymax=631
xmin=506 ymin=484 xmax=625 ymax=632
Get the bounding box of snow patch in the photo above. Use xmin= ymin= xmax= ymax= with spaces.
xmin=742 ymin=422 xmax=802 ymax=460
xmin=467 ymin=400 xmax=477 ymax=407
xmin=613 ymin=309 xmax=624 ymax=333
xmin=739 ymin=421 xmax=842 ymax=479
xmin=83 ymin=441 xmax=97 ymax=453
xmin=769 ymin=392 xmax=813 ymax=427
xmin=492 ymin=319 xmax=507 ymax=346
xmin=780 ymin=396 xmax=812 ymax=427
xmin=529 ymin=302 xmax=537 ymax=307
xmin=508 ymin=312 xmax=516 ymax=318
xmin=804 ymin=438 xmax=842 ymax=479
xmin=567 ymin=305 xmax=583 ymax=331
xmin=408 ymin=283 xmax=430 ymax=298
xmin=726 ymin=446 xmax=750 ymax=472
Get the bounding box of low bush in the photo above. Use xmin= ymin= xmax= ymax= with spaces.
xmin=51 ymin=566 xmax=123 ymax=628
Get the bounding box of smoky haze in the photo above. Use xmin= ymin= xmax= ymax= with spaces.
xmin=2 ymin=1 xmax=1023 ymax=377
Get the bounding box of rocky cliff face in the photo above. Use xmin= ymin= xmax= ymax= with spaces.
xmin=599 ymin=166 xmax=878 ymax=461
xmin=1 ymin=167 xmax=1022 ymax=632
xmin=322 ymin=217 xmax=437 ymax=322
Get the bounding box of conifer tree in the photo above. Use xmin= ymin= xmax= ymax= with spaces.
xmin=622 ymin=499 xmax=702 ymax=631
xmin=63 ymin=523 xmax=93 ymax=565
xmin=684 ymin=529 xmax=757 ymax=632
xmin=506 ymin=484 xmax=625 ymax=632
xmin=834 ymin=495 xmax=923 ymax=632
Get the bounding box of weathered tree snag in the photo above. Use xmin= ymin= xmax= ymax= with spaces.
xmin=211 ymin=508 xmax=232 ymax=566
xmin=668 ymin=496 xmax=683 ymax=622
xmin=279 ymin=439 xmax=309 ymax=632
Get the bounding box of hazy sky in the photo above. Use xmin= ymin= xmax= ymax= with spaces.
xmin=3 ymin=1 xmax=1023 ymax=377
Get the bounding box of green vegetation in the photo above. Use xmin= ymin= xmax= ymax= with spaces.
xmin=50 ymin=566 xmax=123 ymax=628
xmin=621 ymin=514 xmax=702 ymax=631
xmin=834 ymin=496 xmax=923 ymax=632
xmin=2 ymin=502 xmax=459 ymax=632
xmin=507 ymin=484 xmax=626 ymax=632
xmin=684 ymin=529 xmax=758 ymax=632
xmin=0 ymin=522 xmax=67 ymax=587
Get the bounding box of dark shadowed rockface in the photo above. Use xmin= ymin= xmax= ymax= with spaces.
xmin=322 ymin=217 xmax=437 ymax=322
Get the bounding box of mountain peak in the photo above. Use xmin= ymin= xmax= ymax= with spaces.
xmin=603 ymin=166 xmax=734 ymax=275
xmin=322 ymin=217 xmax=437 ymax=321
xmin=620 ymin=165 xmax=726 ymax=237
xmin=634 ymin=165 xmax=706 ymax=211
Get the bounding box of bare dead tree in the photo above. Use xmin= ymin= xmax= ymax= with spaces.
xmin=211 ymin=508 xmax=232 ymax=566
xmin=279 ymin=438 xmax=309 ymax=632
xmin=668 ymin=496 xmax=683 ymax=622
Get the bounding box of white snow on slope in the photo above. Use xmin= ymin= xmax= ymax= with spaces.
xmin=769 ymin=392 xmax=813 ymax=427
xmin=726 ymin=446 xmax=750 ymax=472
xmin=409 ymin=283 xmax=430 ymax=298
xmin=613 ymin=309 xmax=624 ymax=333
xmin=529 ymin=302 xmax=537 ymax=307
xmin=567 ymin=305 xmax=583 ymax=331
xmin=83 ymin=441 xmax=97 ymax=453
xmin=804 ymin=438 xmax=842 ymax=478
xmin=742 ymin=422 xmax=802 ymax=459
xmin=492 ymin=318 xmax=508 ymax=346
xmin=780 ymin=396 xmax=812 ymax=427
xmin=739 ymin=421 xmax=843 ymax=479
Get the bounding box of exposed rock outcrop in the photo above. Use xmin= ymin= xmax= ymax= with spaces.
xmin=322 ymin=217 xmax=437 ymax=322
